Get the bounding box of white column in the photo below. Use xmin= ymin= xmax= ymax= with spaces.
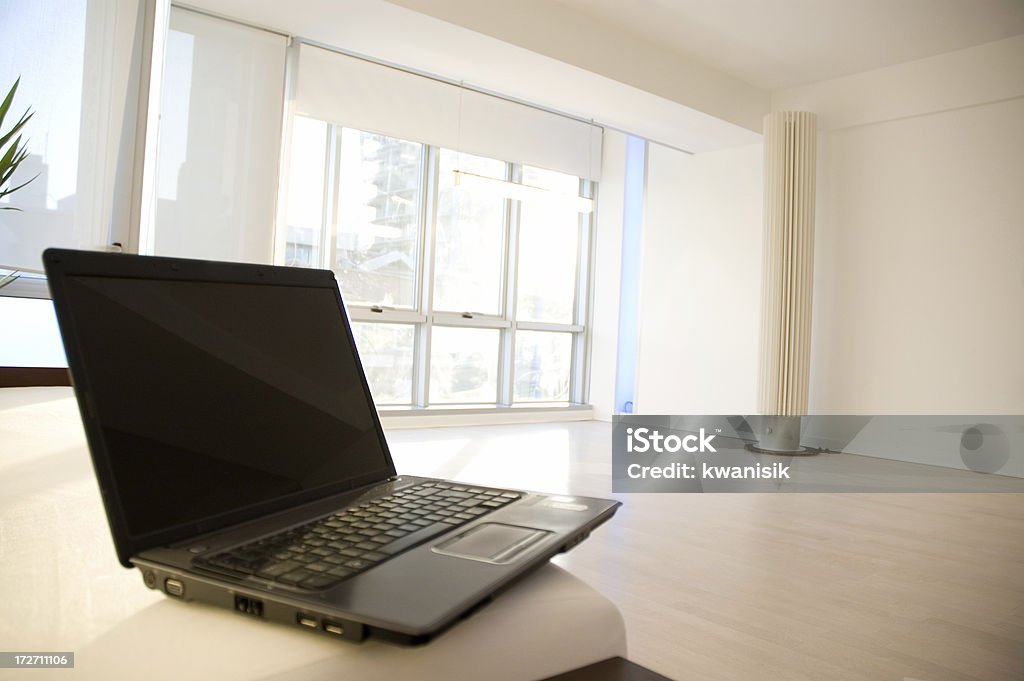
xmin=758 ymin=112 xmax=817 ymax=447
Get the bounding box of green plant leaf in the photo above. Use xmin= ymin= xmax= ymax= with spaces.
xmin=0 ymin=77 xmax=18 ymax=129
xmin=0 ymin=77 xmax=36 ymax=206
xmin=0 ymin=133 xmax=21 ymax=172
xmin=0 ymin=172 xmax=38 ymax=199
xmin=0 ymin=133 xmax=30 ymax=180
xmin=0 ymin=110 xmax=33 ymax=151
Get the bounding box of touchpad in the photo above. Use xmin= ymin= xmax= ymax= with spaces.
xmin=433 ymin=523 xmax=551 ymax=564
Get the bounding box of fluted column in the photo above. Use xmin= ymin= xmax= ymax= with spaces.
xmin=758 ymin=112 xmax=817 ymax=449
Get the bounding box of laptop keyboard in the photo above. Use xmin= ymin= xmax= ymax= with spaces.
xmin=199 ymin=481 xmax=522 ymax=591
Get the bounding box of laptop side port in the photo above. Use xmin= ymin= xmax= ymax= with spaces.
xmin=323 ymin=621 xmax=345 ymax=636
xmin=234 ymin=595 xmax=264 ymax=617
xmin=296 ymin=614 xmax=318 ymax=629
xmin=164 ymin=578 xmax=184 ymax=598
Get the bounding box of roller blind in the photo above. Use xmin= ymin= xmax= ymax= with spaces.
xmin=294 ymin=43 xmax=602 ymax=181
xmin=0 ymin=0 xmax=88 ymax=273
xmin=150 ymin=8 xmax=287 ymax=264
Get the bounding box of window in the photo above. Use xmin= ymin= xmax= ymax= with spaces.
xmin=0 ymin=0 xmax=87 ymax=271
xmin=280 ymin=123 xmax=593 ymax=408
xmin=335 ymin=129 xmax=423 ymax=308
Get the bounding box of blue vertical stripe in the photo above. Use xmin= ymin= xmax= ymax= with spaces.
xmin=614 ymin=136 xmax=646 ymax=414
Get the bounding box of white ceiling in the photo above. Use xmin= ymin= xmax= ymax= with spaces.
xmin=192 ymin=0 xmax=1024 ymax=148
xmin=555 ymin=0 xmax=1024 ymax=89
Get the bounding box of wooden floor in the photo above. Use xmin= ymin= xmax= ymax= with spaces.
xmin=385 ymin=420 xmax=1024 ymax=681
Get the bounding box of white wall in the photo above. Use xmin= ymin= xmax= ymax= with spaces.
xmin=774 ymin=36 xmax=1024 ymax=414
xmin=634 ymin=142 xmax=763 ymax=415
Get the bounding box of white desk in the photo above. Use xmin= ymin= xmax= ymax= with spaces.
xmin=0 ymin=387 xmax=626 ymax=680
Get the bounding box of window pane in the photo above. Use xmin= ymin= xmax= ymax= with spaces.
xmin=284 ymin=116 xmax=327 ymax=267
xmin=514 ymin=331 xmax=572 ymax=402
xmin=433 ymin=150 xmax=507 ymax=314
xmin=335 ymin=129 xmax=423 ymax=308
xmin=429 ymin=326 xmax=499 ymax=404
xmin=351 ymin=322 xmax=415 ymax=405
xmin=517 ymin=200 xmax=580 ymax=323
xmin=0 ymin=0 xmax=85 ymax=270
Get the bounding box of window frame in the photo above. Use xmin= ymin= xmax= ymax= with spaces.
xmin=285 ymin=122 xmax=594 ymax=409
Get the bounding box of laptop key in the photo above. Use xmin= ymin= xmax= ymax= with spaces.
xmin=306 ymin=561 xmax=331 ymax=573
xmin=327 ymin=566 xmax=353 ymax=578
xmin=256 ymin=560 xmax=301 ymax=578
xmin=278 ymin=568 xmax=316 ymax=585
xmin=355 ymin=541 xmax=379 ymax=550
xmin=377 ymin=522 xmax=451 ymax=556
xmin=299 ymin=574 xmax=337 ymax=590
xmin=343 ymin=559 xmax=370 ymax=570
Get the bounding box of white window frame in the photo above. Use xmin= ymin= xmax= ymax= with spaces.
xmin=285 ymin=123 xmax=594 ymax=409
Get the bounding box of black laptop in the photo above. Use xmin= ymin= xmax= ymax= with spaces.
xmin=43 ymin=248 xmax=619 ymax=645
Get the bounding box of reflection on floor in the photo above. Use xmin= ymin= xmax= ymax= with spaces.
xmin=385 ymin=420 xmax=1024 ymax=681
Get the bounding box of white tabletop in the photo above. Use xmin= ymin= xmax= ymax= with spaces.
xmin=0 ymin=387 xmax=626 ymax=680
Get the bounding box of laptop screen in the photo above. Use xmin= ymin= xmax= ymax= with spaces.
xmin=60 ymin=273 xmax=392 ymax=539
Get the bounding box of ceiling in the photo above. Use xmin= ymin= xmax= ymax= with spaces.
xmin=554 ymin=0 xmax=1024 ymax=90
xmin=194 ymin=0 xmax=1024 ymax=147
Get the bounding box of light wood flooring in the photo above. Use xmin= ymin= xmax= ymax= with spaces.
xmin=384 ymin=420 xmax=1024 ymax=681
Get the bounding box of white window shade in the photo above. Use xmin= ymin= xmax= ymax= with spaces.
xmin=294 ymin=43 xmax=602 ymax=181
xmin=150 ymin=8 xmax=287 ymax=264
xmin=0 ymin=0 xmax=87 ymax=273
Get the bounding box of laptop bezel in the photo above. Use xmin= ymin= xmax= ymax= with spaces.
xmin=43 ymin=248 xmax=399 ymax=566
